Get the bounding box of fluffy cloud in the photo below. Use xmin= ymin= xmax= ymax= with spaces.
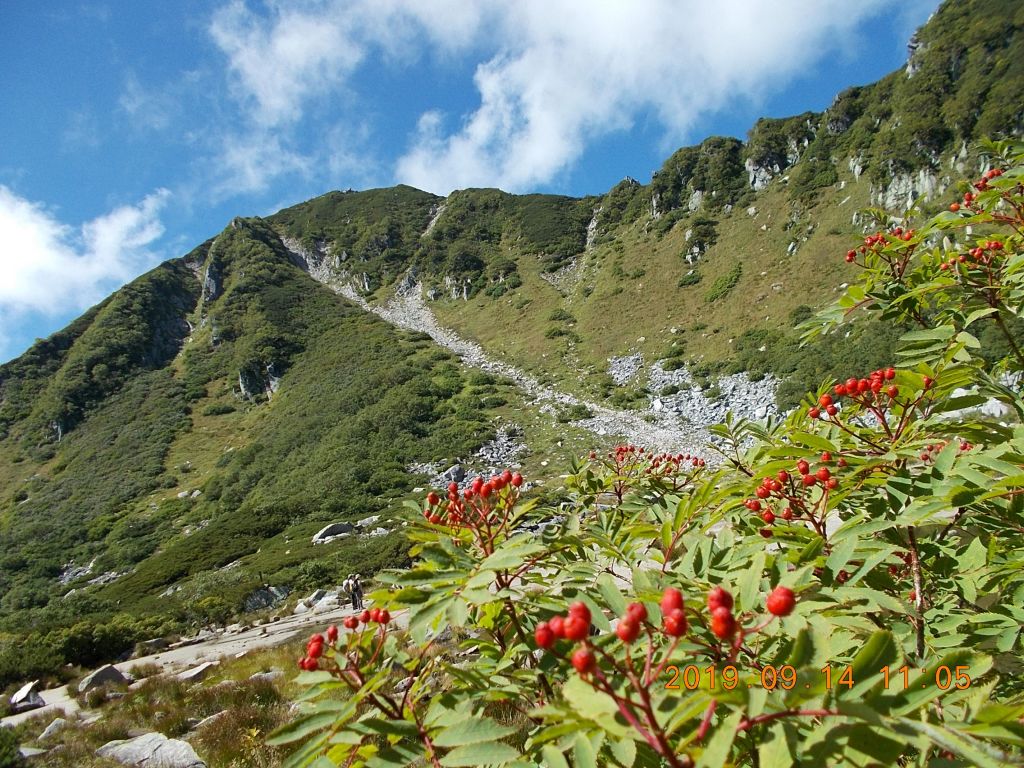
xmin=0 ymin=186 xmax=169 ymax=317
xmin=208 ymin=0 xmax=906 ymax=195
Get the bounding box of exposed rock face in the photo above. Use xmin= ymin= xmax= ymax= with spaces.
xmin=38 ymin=717 xmax=69 ymax=741
xmin=647 ymin=362 xmax=780 ymax=427
xmin=96 ymin=732 xmax=206 ymax=768
xmin=745 ymin=158 xmax=780 ymax=192
xmin=871 ymin=169 xmax=944 ymax=211
xmin=79 ymin=664 xmax=127 ymax=693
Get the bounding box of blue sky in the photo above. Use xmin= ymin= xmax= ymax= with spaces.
xmin=0 ymin=0 xmax=940 ymax=363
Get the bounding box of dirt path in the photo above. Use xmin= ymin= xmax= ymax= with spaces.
xmin=2 ymin=604 xmax=407 ymax=729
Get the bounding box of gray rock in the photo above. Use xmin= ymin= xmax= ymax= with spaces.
xmin=355 ymin=515 xmax=381 ymax=528
xmin=9 ymin=680 xmax=44 ymax=713
xmin=38 ymin=716 xmax=69 ymax=742
xmin=177 ymin=661 xmax=218 ymax=683
xmin=96 ymin=732 xmax=206 ymax=768
xmin=20 ymin=746 xmax=50 ymax=759
xmin=135 ymin=638 xmax=169 ymax=656
xmin=243 ymin=585 xmax=288 ymax=612
xmin=439 ymin=465 xmax=466 ymax=484
xmin=312 ymin=522 xmax=355 ymax=544
xmin=79 ymin=664 xmax=127 ymax=693
xmin=304 ymin=589 xmax=326 ymax=605
xmin=248 ymin=669 xmax=284 ymax=684
xmin=192 ymin=710 xmax=228 ymax=731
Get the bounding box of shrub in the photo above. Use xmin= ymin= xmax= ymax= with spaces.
xmin=704 ymin=262 xmax=743 ymax=303
xmin=677 ymin=270 xmax=702 ymax=287
xmin=556 ymin=404 xmax=593 ymax=423
xmin=273 ymin=140 xmax=1024 ymax=768
xmin=202 ymin=403 xmax=236 ymax=416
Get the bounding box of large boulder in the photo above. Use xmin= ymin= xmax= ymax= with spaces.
xmin=243 ymin=585 xmax=288 ymax=612
xmin=96 ymin=732 xmax=206 ymax=768
xmin=177 ymin=661 xmax=219 ymax=684
xmin=78 ymin=664 xmax=127 ymax=693
xmin=311 ymin=522 xmax=354 ymax=544
xmin=38 ymin=716 xmax=69 ymax=742
xmin=9 ymin=680 xmax=45 ymax=713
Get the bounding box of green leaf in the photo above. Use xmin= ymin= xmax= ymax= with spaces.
xmin=432 ymin=717 xmax=518 ymax=747
xmin=267 ymin=712 xmax=338 ymax=745
xmin=609 ymin=737 xmax=637 ymax=767
xmin=540 ymin=745 xmax=570 ymax=768
xmin=597 ymin=572 xmax=628 ymax=616
xmin=439 ymin=741 xmax=520 ymax=766
xmin=573 ymin=733 xmax=597 ymax=768
xmin=846 ymin=631 xmax=898 ymax=699
xmin=696 ymin=710 xmax=743 ymax=768
xmin=897 ymin=718 xmax=1012 ymax=768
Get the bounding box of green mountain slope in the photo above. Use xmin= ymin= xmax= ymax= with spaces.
xmin=0 ymin=0 xmax=1020 ymax=687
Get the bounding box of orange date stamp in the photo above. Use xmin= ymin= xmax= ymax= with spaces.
xmin=663 ymin=664 xmax=974 ymax=692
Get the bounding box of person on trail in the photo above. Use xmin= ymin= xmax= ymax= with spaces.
xmin=352 ymin=574 xmax=364 ymax=610
xmin=343 ymin=574 xmax=358 ymax=610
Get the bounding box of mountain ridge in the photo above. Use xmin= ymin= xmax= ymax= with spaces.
xmin=0 ymin=0 xmax=1021 ymax=688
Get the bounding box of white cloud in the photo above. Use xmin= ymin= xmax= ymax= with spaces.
xmin=0 ymin=186 xmax=170 ymax=317
xmin=397 ymin=0 xmax=897 ymax=193
xmin=207 ymin=0 xmax=919 ymax=195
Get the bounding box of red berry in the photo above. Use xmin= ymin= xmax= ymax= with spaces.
xmin=378 ymin=610 xmax=391 ymax=624
xmin=369 ymin=609 xmax=381 ymax=623
xmin=923 ymin=376 xmax=933 ymax=389
xmin=826 ymin=477 xmax=839 ymax=490
xmin=802 ymin=474 xmax=817 ymax=487
xmin=949 ymin=202 xmax=960 ymax=212
xmin=816 ymin=467 xmax=831 ymax=481
xmin=796 ymin=460 xmax=810 ymax=475
xmin=307 ymin=640 xmax=324 ymax=659
xmin=661 ymin=588 xmax=685 ymax=615
xmin=820 ymin=451 xmax=832 ymax=463
xmin=781 ymin=507 xmax=794 ymax=521
xmin=359 ymin=609 xmax=371 ymax=623
xmin=761 ymin=510 xmax=775 ymax=524
xmin=759 ymin=528 xmax=773 ymax=538
xmin=766 ymin=586 xmax=796 ymax=617
xmin=662 ymin=608 xmax=687 ymax=637
xmin=480 ymin=483 xmax=492 ymax=498
xmin=534 ymin=622 xmax=555 ymax=649
xmin=448 ymin=482 xmax=459 ymax=494
xmin=511 ymin=472 xmax=523 ymax=487
xmin=572 ymin=648 xmax=596 ymax=674
xmin=564 ymin=614 xmax=590 ymax=642
xmin=808 ymin=407 xmax=821 ymax=419
xmin=428 ymin=514 xmax=442 ymax=524
xmin=626 ymin=602 xmax=648 ymax=623
xmin=819 ymin=394 xmax=833 ymax=407
xmin=707 ymin=586 xmax=733 ymax=613
xmin=549 ymin=615 xmax=566 ymax=638
xmin=426 ymin=491 xmax=440 ymax=506
xmin=343 ymin=616 xmax=358 ymax=630
xmin=501 ymin=469 xmax=513 ymax=484
xmin=755 ymin=486 xmax=770 ymax=499
xmin=616 ymin=617 xmax=640 ymax=643
xmin=776 ymin=470 xmax=789 ymax=483
xmin=837 ymin=457 xmax=847 ymax=467
xmin=825 ymin=405 xmax=838 ymax=416
xmin=709 ymin=607 xmax=736 ymax=639
xmin=327 ymin=625 xmax=339 ymax=642
xmin=568 ymin=601 xmax=592 ymax=624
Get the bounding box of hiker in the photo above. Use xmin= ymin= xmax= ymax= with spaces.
xmin=343 ymin=574 xmax=358 ymax=610
xmin=352 ymin=574 xmax=364 ymax=609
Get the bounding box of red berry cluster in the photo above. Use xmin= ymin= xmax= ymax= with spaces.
xmin=918 ymin=439 xmax=973 ymax=462
xmin=534 ymin=601 xmax=596 ymax=672
xmin=296 ymin=610 xmax=391 ymax=671
xmin=939 ymin=239 xmax=1005 ymax=271
xmin=744 ymin=452 xmax=842 ymax=536
xmin=957 ymin=167 xmax=1005 ymax=209
xmin=425 ymin=470 xmax=523 ymax=546
xmin=592 ymin=445 xmax=707 ymax=502
xmin=844 ymin=226 xmax=916 ymax=264
xmin=808 ymin=367 xmax=898 ymax=420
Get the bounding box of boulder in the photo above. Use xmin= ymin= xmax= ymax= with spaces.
xmin=248 ymin=669 xmax=284 ymax=684
xmin=243 ymin=585 xmax=288 ymax=612
xmin=355 ymin=514 xmax=381 ymax=528
xmin=96 ymin=732 xmax=206 ymax=768
xmin=9 ymin=680 xmax=45 ymax=713
xmin=79 ymin=664 xmax=127 ymax=693
xmin=311 ymin=523 xmax=354 ymax=544
xmin=177 ymin=661 xmax=218 ymax=683
xmin=439 ymin=464 xmax=466 ymax=484
xmin=38 ymin=716 xmax=69 ymax=742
